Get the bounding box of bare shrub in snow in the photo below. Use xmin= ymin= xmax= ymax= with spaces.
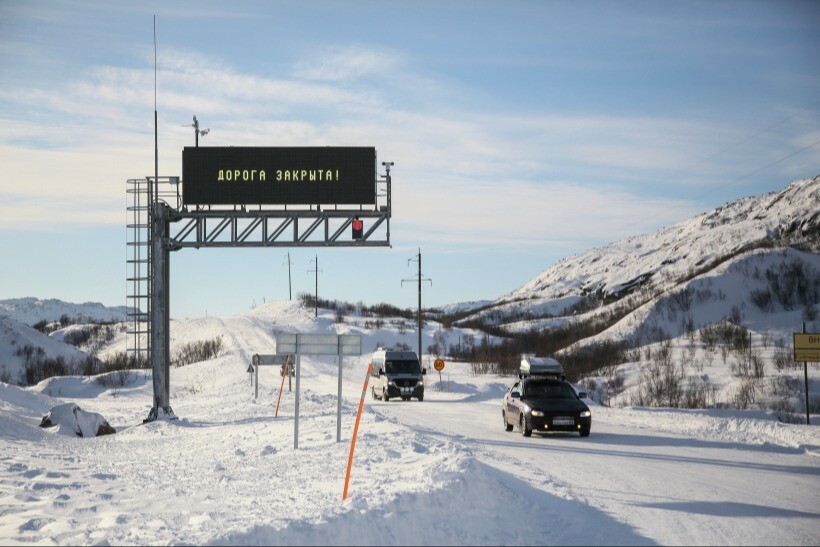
xmin=768 ymin=376 xmax=801 ymax=398
xmin=470 ymin=361 xmax=499 ymax=375
xmin=729 ymin=305 xmax=744 ymax=326
xmin=171 ymin=337 xmax=224 ymax=367
xmin=15 ymin=345 xmax=99 ymax=385
xmin=731 ymin=378 xmax=759 ymax=410
xmin=751 ymin=350 xmax=766 ymax=379
xmin=703 ymin=350 xmax=715 ymax=368
xmin=63 ymin=324 xmax=116 ymax=356
xmin=764 ymin=258 xmax=819 ymax=311
xmin=799 ymin=394 xmax=820 ymax=415
xmin=668 ymin=288 xmax=692 ymax=313
xmin=803 ymin=302 xmax=818 ymax=322
xmin=765 ymin=397 xmax=802 ymax=424
xmin=102 ymin=351 xmax=148 ymax=371
xmin=749 ymin=289 xmax=774 ymax=312
xmin=681 ymin=376 xmax=717 ymax=409
xmin=96 ymin=369 xmax=134 ymax=390
xmin=635 ymin=345 xmax=684 ymax=408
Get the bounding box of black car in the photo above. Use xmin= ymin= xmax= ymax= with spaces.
xmin=502 ymin=377 xmax=591 ymax=437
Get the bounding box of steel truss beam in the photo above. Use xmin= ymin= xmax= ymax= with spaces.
xmin=167 ymin=209 xmax=390 ymax=249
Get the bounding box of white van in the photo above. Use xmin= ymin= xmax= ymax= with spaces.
xmin=369 ymin=348 xmax=426 ymax=402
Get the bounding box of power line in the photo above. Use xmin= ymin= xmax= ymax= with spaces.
xmin=657 ymin=99 xmax=820 ymax=187
xmin=625 ymin=136 xmax=820 ymax=231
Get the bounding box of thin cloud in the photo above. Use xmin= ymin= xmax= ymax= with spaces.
xmin=0 ymin=42 xmax=811 ymax=238
xmin=292 ymin=46 xmax=401 ymax=81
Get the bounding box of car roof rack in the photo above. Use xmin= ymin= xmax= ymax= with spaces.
xmin=519 ymin=355 xmax=564 ymax=380
xmin=518 ymin=371 xmax=566 ymax=381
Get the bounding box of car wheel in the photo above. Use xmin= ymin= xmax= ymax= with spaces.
xmin=520 ymin=414 xmax=532 ymax=437
xmin=417 ymin=394 xmax=424 ymax=402
xmin=383 ymin=389 xmax=389 ymax=402
xmin=503 ymin=411 xmax=513 ymax=432
xmin=371 ymin=387 xmax=377 ymax=400
xmin=580 ymin=426 xmax=590 ymax=437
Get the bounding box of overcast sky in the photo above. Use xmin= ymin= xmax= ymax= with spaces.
xmin=1 ymin=0 xmax=818 ymax=319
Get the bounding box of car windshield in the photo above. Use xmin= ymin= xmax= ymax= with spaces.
xmin=385 ymin=359 xmax=421 ymax=374
xmin=523 ymin=381 xmax=576 ymax=399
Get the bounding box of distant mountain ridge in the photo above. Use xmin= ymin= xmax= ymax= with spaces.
xmin=0 ymin=297 xmax=127 ymax=326
xmin=503 ymin=175 xmax=819 ymax=305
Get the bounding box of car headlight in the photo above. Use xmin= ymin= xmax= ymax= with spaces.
xmin=418 ymin=380 xmax=424 ymax=387
xmin=580 ymin=410 xmax=591 ymax=418
xmin=531 ymin=410 xmax=544 ymax=417
xmin=387 ymin=381 xmax=395 ymax=386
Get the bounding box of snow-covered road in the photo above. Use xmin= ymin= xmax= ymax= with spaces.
xmin=371 ymin=371 xmax=820 ymax=546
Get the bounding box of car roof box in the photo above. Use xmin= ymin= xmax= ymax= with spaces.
xmin=520 ymin=355 xmax=564 ymax=378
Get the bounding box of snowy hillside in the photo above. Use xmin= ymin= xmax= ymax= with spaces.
xmin=575 ymin=247 xmax=820 ymax=349
xmin=0 ymin=297 xmax=128 ymax=326
xmin=0 ymin=316 xmax=94 ymax=386
xmin=469 ymin=176 xmax=819 ymax=325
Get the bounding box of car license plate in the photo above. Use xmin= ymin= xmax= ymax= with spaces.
xmin=553 ymin=417 xmax=574 ymax=426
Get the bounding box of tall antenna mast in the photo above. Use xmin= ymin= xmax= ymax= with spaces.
xmin=153 ymin=15 xmax=158 ymax=206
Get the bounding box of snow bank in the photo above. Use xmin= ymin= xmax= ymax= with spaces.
xmin=39 ymin=402 xmax=115 ymax=437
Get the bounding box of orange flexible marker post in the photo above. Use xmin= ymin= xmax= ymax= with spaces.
xmin=342 ymin=362 xmax=372 ymax=500
xmin=274 ymin=355 xmax=291 ymax=418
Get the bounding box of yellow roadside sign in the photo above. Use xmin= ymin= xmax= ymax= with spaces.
xmin=793 ymin=333 xmax=820 ymax=362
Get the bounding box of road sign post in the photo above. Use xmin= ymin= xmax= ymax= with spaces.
xmin=275 ymin=333 xmax=362 ymax=448
xmin=794 ymin=328 xmax=819 ymax=425
xmin=434 ymin=358 xmax=445 ymax=390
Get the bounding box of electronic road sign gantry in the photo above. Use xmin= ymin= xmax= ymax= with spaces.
xmin=126 ymin=146 xmax=392 ymax=422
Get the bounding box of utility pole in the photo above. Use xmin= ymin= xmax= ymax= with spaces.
xmin=308 ymin=255 xmax=322 ymax=318
xmin=803 ymin=322 xmax=810 ymax=425
xmin=402 ymin=248 xmax=432 ymax=364
xmin=283 ymin=252 xmax=293 ymax=300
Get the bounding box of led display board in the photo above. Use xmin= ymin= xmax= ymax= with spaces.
xmin=182 ymin=147 xmax=376 ymax=206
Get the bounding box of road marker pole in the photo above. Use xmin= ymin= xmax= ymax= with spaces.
xmin=343 ymin=362 xmax=372 ymax=500
xmin=275 ymin=355 xmax=291 ymax=418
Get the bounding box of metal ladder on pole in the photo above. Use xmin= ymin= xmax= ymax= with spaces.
xmin=126 ymin=177 xmax=152 ymax=369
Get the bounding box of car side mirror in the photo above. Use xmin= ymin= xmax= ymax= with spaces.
xmin=378 ymin=367 xmax=384 ymax=377
xmin=422 ymin=368 xmax=427 ymax=375
xmin=577 ymin=391 xmax=587 ymax=399
xmin=511 ymin=391 xmax=520 ymax=398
